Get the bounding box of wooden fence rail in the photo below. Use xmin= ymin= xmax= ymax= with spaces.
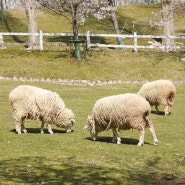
xmin=0 ymin=30 xmax=185 ymax=52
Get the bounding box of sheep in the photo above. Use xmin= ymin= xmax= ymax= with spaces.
xmin=138 ymin=79 xmax=176 ymax=116
xmin=9 ymin=85 xmax=75 ymax=134
xmin=83 ymin=93 xmax=158 ymax=146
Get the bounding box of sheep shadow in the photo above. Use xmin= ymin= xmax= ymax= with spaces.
xmin=151 ymin=110 xmax=171 ymax=116
xmin=10 ymin=128 xmax=73 ymax=134
xmin=84 ymin=137 xmax=151 ymax=145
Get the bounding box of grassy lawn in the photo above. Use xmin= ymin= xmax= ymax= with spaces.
xmin=0 ymin=48 xmax=185 ymax=81
xmin=0 ymin=80 xmax=185 ymax=185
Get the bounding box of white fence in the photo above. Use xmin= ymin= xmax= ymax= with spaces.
xmin=0 ymin=30 xmax=185 ymax=52
xmin=86 ymin=31 xmax=185 ymax=52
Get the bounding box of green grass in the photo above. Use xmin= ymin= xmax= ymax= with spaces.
xmin=0 ymin=80 xmax=185 ymax=185
xmin=0 ymin=48 xmax=184 ymax=81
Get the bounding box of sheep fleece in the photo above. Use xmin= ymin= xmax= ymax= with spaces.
xmin=92 ymin=93 xmax=152 ymax=131
xmin=138 ymin=79 xmax=176 ymax=107
xmin=9 ymin=85 xmax=74 ymax=131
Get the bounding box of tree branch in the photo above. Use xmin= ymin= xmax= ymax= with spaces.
xmin=39 ymin=2 xmax=73 ymax=24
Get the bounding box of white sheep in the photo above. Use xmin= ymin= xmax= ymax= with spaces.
xmin=138 ymin=79 xmax=176 ymax=116
xmin=84 ymin=93 xmax=158 ymax=146
xmin=9 ymin=85 xmax=75 ymax=134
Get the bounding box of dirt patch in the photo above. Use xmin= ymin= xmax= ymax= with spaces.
xmin=153 ymin=174 xmax=185 ymax=184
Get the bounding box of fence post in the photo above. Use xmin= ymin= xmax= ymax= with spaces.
xmin=86 ymin=30 xmax=91 ymax=50
xmin=134 ymin=32 xmax=137 ymax=52
xmin=39 ymin=30 xmax=43 ymax=51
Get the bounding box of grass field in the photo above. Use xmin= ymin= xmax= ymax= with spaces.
xmin=0 ymin=80 xmax=185 ymax=185
xmin=0 ymin=48 xmax=185 ymax=82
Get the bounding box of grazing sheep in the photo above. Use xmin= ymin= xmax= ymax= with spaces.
xmin=138 ymin=80 xmax=176 ymax=116
xmin=84 ymin=93 xmax=158 ymax=146
xmin=9 ymin=85 xmax=75 ymax=134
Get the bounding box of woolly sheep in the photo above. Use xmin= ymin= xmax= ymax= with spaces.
xmin=84 ymin=93 xmax=158 ymax=146
xmin=9 ymin=85 xmax=75 ymax=134
xmin=138 ymin=79 xmax=176 ymax=116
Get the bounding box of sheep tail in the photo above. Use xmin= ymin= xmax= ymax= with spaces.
xmin=168 ymin=92 xmax=175 ymax=105
xmin=143 ymin=110 xmax=151 ymax=127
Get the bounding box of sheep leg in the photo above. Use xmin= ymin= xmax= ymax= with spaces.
xmin=47 ymin=124 xmax=54 ymax=134
xmin=164 ymin=105 xmax=170 ymax=116
xmin=40 ymin=122 xmax=45 ymax=134
xmin=21 ymin=124 xmax=27 ymax=133
xmin=148 ymin=125 xmax=158 ymax=145
xmin=145 ymin=116 xmax=158 ymax=145
xmin=14 ymin=116 xmax=24 ymax=134
xmin=112 ymin=129 xmax=121 ymax=144
xmin=15 ymin=120 xmax=22 ymax=134
xmin=138 ymin=129 xmax=145 ymax=146
xmin=154 ymin=105 xmax=160 ymax=113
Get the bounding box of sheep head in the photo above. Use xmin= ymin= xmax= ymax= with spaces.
xmin=57 ymin=108 xmax=75 ymax=132
xmin=83 ymin=115 xmax=97 ymax=141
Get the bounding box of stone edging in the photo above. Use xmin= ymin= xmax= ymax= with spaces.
xmin=1 ymin=76 xmax=185 ymax=86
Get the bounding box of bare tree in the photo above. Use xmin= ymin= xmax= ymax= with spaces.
xmin=1 ymin=0 xmax=4 ymax=23
xmin=0 ymin=0 xmax=5 ymax=49
xmin=24 ymin=0 xmax=39 ymax=50
xmin=161 ymin=0 xmax=175 ymax=52
xmin=39 ymin=0 xmax=115 ymax=59
xmin=109 ymin=0 xmax=124 ymax=50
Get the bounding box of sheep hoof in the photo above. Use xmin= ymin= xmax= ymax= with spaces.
xmin=22 ymin=129 xmax=27 ymax=133
xmin=48 ymin=129 xmax=54 ymax=134
xmin=92 ymin=137 xmax=97 ymax=141
xmin=16 ymin=129 xmax=21 ymax=134
xmin=137 ymin=142 xmax=144 ymax=146
xmin=154 ymin=141 xmax=158 ymax=145
xmin=117 ymin=138 xmax=121 ymax=144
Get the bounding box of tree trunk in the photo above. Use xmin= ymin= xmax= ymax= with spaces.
xmin=0 ymin=1 xmax=5 ymax=49
xmin=1 ymin=0 xmax=4 ymax=23
xmin=111 ymin=11 xmax=124 ymax=50
xmin=161 ymin=0 xmax=175 ymax=52
xmin=72 ymin=20 xmax=81 ymax=60
xmin=24 ymin=0 xmax=39 ymax=50
xmin=72 ymin=4 xmax=81 ymax=60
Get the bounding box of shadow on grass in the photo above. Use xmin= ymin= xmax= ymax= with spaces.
xmin=0 ymin=156 xmax=126 ymax=185
xmin=151 ymin=110 xmax=170 ymax=116
xmin=0 ymin=156 xmax=184 ymax=185
xmin=10 ymin=128 xmax=73 ymax=134
xmin=84 ymin=136 xmax=151 ymax=146
xmin=3 ymin=12 xmax=27 ymax=43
